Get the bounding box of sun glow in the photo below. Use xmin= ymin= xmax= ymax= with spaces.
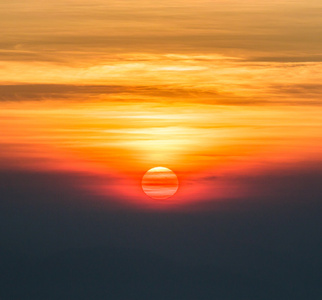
xmin=1 ymin=99 xmax=322 ymax=207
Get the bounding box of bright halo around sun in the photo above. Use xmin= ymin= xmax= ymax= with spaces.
xmin=142 ymin=167 xmax=179 ymax=200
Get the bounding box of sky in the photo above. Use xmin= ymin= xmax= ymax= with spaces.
xmin=1 ymin=0 xmax=322 ymax=299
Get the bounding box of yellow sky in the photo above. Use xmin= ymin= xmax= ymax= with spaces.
xmin=1 ymin=0 xmax=322 ymax=206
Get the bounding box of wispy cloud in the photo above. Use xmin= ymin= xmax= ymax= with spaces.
xmin=1 ymin=80 xmax=322 ymax=106
xmin=1 ymin=0 xmax=322 ymax=60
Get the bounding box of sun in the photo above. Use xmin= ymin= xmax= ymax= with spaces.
xmin=141 ymin=167 xmax=179 ymax=200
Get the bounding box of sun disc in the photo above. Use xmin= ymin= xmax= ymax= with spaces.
xmin=141 ymin=167 xmax=179 ymax=200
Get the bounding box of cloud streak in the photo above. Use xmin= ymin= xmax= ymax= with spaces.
xmin=1 ymin=82 xmax=322 ymax=106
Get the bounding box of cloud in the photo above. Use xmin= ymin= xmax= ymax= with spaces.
xmin=270 ymin=83 xmax=322 ymax=99
xmin=0 ymin=168 xmax=122 ymax=210
xmin=2 ymin=83 xmax=322 ymax=106
xmin=0 ymin=83 xmax=246 ymax=104
xmin=192 ymin=160 xmax=322 ymax=211
xmin=1 ymin=0 xmax=322 ymax=61
xmin=247 ymin=55 xmax=322 ymax=63
xmin=0 ymin=84 xmax=125 ymax=101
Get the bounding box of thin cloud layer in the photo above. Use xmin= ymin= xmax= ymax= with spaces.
xmin=2 ymin=0 xmax=322 ymax=58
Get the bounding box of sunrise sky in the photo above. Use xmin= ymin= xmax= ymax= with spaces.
xmin=1 ymin=0 xmax=322 ymax=209
xmin=1 ymin=1 xmax=322 ymax=298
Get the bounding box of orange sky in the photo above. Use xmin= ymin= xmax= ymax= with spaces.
xmin=1 ymin=0 xmax=322 ymax=209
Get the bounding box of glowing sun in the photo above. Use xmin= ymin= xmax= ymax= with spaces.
xmin=142 ymin=167 xmax=179 ymax=200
